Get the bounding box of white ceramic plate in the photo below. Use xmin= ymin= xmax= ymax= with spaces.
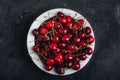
xmin=27 ymin=8 xmax=95 ymax=75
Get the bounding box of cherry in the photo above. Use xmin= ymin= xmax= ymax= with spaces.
xmin=73 ymin=23 xmax=81 ymax=30
xmin=49 ymin=43 xmax=58 ymax=50
xmin=67 ymin=44 xmax=75 ymax=51
xmin=73 ymin=56 xmax=80 ymax=62
xmin=85 ymin=27 xmax=91 ymax=35
xmin=52 ymin=35 xmax=60 ymax=43
xmin=46 ymin=58 xmax=55 ymax=66
xmin=54 ymin=53 xmax=63 ymax=64
xmin=32 ymin=29 xmax=39 ymax=35
xmin=32 ymin=45 xmax=39 ymax=52
xmin=37 ymin=36 xmax=43 ymax=42
xmin=66 ymin=22 xmax=73 ymax=29
xmin=59 ymin=42 xmax=66 ymax=48
xmin=45 ymin=45 xmax=50 ymax=52
xmin=65 ymin=62 xmax=73 ymax=68
xmin=59 ymin=17 xmax=67 ymax=24
xmin=67 ymin=33 xmax=73 ymax=38
xmin=64 ymin=53 xmax=73 ymax=61
xmin=46 ymin=21 xmax=53 ymax=29
xmin=78 ymin=19 xmax=84 ymax=25
xmin=62 ymin=35 xmax=70 ymax=42
xmin=56 ymin=67 xmax=65 ymax=74
xmin=39 ymin=27 xmax=48 ymax=35
xmin=74 ymin=37 xmax=81 ymax=44
xmin=54 ymin=23 xmax=61 ymax=29
xmin=66 ymin=15 xmax=72 ymax=22
xmin=79 ymin=41 xmax=86 ymax=47
xmin=73 ymin=62 xmax=80 ymax=70
xmin=78 ymin=32 xmax=86 ymax=39
xmin=80 ymin=53 xmax=86 ymax=60
xmin=61 ymin=49 xmax=66 ymax=54
xmin=41 ymin=50 xmax=47 ymax=56
xmin=85 ymin=47 xmax=93 ymax=55
xmin=87 ymin=35 xmax=94 ymax=44
xmin=45 ymin=65 xmax=53 ymax=71
xmin=52 ymin=16 xmax=58 ymax=22
xmin=57 ymin=11 xmax=65 ymax=18
xmin=59 ymin=28 xmax=68 ymax=35
xmin=55 ymin=48 xmax=60 ymax=53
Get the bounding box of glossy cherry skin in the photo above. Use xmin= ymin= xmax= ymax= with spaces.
xmin=74 ymin=37 xmax=81 ymax=44
xmin=59 ymin=42 xmax=66 ymax=48
xmin=66 ymin=22 xmax=73 ymax=29
xmin=45 ymin=45 xmax=50 ymax=52
xmin=73 ymin=23 xmax=81 ymax=30
xmin=46 ymin=58 xmax=55 ymax=66
xmin=79 ymin=41 xmax=87 ymax=47
xmin=62 ymin=35 xmax=70 ymax=42
xmin=54 ymin=48 xmax=60 ymax=53
xmin=65 ymin=62 xmax=73 ymax=68
xmin=67 ymin=44 xmax=75 ymax=51
xmin=78 ymin=32 xmax=86 ymax=39
xmin=59 ymin=17 xmax=67 ymax=24
xmin=39 ymin=27 xmax=48 ymax=35
xmin=56 ymin=67 xmax=65 ymax=74
xmin=80 ymin=53 xmax=86 ymax=60
xmin=85 ymin=47 xmax=93 ymax=55
xmin=32 ymin=29 xmax=39 ymax=36
xmin=32 ymin=45 xmax=39 ymax=52
xmin=59 ymin=28 xmax=68 ymax=35
xmin=49 ymin=43 xmax=58 ymax=50
xmin=54 ymin=53 xmax=63 ymax=64
xmin=87 ymin=35 xmax=94 ymax=44
xmin=46 ymin=21 xmax=53 ymax=29
xmin=57 ymin=11 xmax=65 ymax=17
xmin=64 ymin=53 xmax=73 ymax=61
xmin=66 ymin=15 xmax=72 ymax=22
xmin=85 ymin=27 xmax=91 ymax=35
xmin=78 ymin=19 xmax=84 ymax=25
xmin=73 ymin=62 xmax=80 ymax=70
xmin=52 ymin=16 xmax=58 ymax=22
xmin=45 ymin=65 xmax=53 ymax=71
xmin=37 ymin=36 xmax=43 ymax=42
xmin=52 ymin=35 xmax=60 ymax=43
xmin=54 ymin=23 xmax=61 ymax=29
xmin=73 ymin=56 xmax=80 ymax=62
xmin=41 ymin=50 xmax=47 ymax=56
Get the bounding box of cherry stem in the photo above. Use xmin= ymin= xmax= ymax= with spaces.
xmin=38 ymin=51 xmax=47 ymax=60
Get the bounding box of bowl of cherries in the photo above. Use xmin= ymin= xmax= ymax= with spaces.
xmin=27 ymin=8 xmax=95 ymax=75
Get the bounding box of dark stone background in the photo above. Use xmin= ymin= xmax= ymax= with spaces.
xmin=0 ymin=0 xmax=120 ymax=80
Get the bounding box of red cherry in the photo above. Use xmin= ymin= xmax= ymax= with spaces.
xmin=56 ymin=67 xmax=65 ymax=74
xmin=52 ymin=16 xmax=58 ymax=22
xmin=39 ymin=27 xmax=48 ymax=35
xmin=59 ymin=28 xmax=68 ymax=35
xmin=80 ymin=53 xmax=86 ymax=60
xmin=73 ymin=62 xmax=80 ymax=70
xmin=54 ymin=23 xmax=61 ymax=29
xmin=37 ymin=36 xmax=43 ymax=42
xmin=64 ymin=53 xmax=73 ymax=61
xmin=45 ymin=65 xmax=53 ymax=71
xmin=66 ymin=22 xmax=73 ymax=29
xmin=59 ymin=42 xmax=66 ymax=48
xmin=59 ymin=17 xmax=67 ymax=24
xmin=46 ymin=58 xmax=55 ymax=66
xmin=32 ymin=29 xmax=39 ymax=35
xmin=57 ymin=11 xmax=65 ymax=17
xmin=85 ymin=27 xmax=91 ymax=35
xmin=78 ymin=19 xmax=84 ymax=25
xmin=41 ymin=50 xmax=47 ymax=56
xmin=87 ymin=35 xmax=94 ymax=44
xmin=65 ymin=62 xmax=73 ymax=68
xmin=73 ymin=23 xmax=81 ymax=30
xmin=46 ymin=21 xmax=53 ymax=29
xmin=78 ymin=32 xmax=86 ymax=39
xmin=62 ymin=35 xmax=70 ymax=42
xmin=67 ymin=44 xmax=75 ymax=51
xmin=61 ymin=49 xmax=66 ymax=54
xmin=79 ymin=41 xmax=86 ymax=47
xmin=67 ymin=33 xmax=73 ymax=38
xmin=45 ymin=45 xmax=50 ymax=52
xmin=52 ymin=35 xmax=60 ymax=43
xmin=73 ymin=56 xmax=80 ymax=62
xmin=85 ymin=47 xmax=93 ymax=55
xmin=54 ymin=53 xmax=63 ymax=64
xmin=55 ymin=48 xmax=60 ymax=53
xmin=66 ymin=16 xmax=72 ymax=22
xmin=74 ymin=37 xmax=81 ymax=44
xmin=49 ymin=43 xmax=58 ymax=50
xmin=32 ymin=45 xmax=39 ymax=52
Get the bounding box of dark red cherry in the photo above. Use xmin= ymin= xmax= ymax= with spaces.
xmin=41 ymin=50 xmax=47 ymax=56
xmin=85 ymin=47 xmax=93 ymax=55
xmin=45 ymin=45 xmax=50 ymax=52
xmin=56 ymin=67 xmax=65 ymax=74
xmin=78 ymin=19 xmax=84 ymax=25
xmin=59 ymin=42 xmax=66 ymax=48
xmin=49 ymin=43 xmax=58 ymax=50
xmin=78 ymin=32 xmax=86 ymax=39
xmin=52 ymin=35 xmax=60 ymax=43
xmin=57 ymin=11 xmax=65 ymax=18
xmin=52 ymin=16 xmax=58 ymax=22
xmin=79 ymin=41 xmax=86 ymax=47
xmin=45 ymin=65 xmax=53 ymax=71
xmin=73 ymin=23 xmax=81 ymax=30
xmin=55 ymin=48 xmax=60 ymax=53
xmin=59 ymin=17 xmax=67 ymax=24
xmin=73 ymin=62 xmax=80 ymax=70
xmin=37 ymin=36 xmax=43 ymax=42
xmin=66 ymin=22 xmax=73 ymax=29
xmin=64 ymin=53 xmax=73 ymax=61
xmin=62 ymin=35 xmax=70 ymax=42
xmin=46 ymin=58 xmax=55 ymax=66
xmin=39 ymin=27 xmax=48 ymax=35
xmin=46 ymin=21 xmax=53 ymax=29
xmin=73 ymin=56 xmax=80 ymax=62
xmin=80 ymin=53 xmax=86 ymax=60
xmin=65 ymin=62 xmax=73 ymax=68
xmin=59 ymin=28 xmax=68 ymax=35
xmin=54 ymin=23 xmax=61 ymax=29
xmin=32 ymin=45 xmax=40 ymax=52
xmin=54 ymin=53 xmax=63 ymax=64
xmin=66 ymin=15 xmax=72 ymax=22
xmin=85 ymin=27 xmax=91 ymax=35
xmin=32 ymin=29 xmax=39 ymax=36
xmin=74 ymin=37 xmax=81 ymax=44
xmin=87 ymin=35 xmax=94 ymax=44
xmin=67 ymin=44 xmax=75 ymax=51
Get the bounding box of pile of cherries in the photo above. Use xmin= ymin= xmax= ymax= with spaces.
xmin=32 ymin=11 xmax=94 ymax=74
